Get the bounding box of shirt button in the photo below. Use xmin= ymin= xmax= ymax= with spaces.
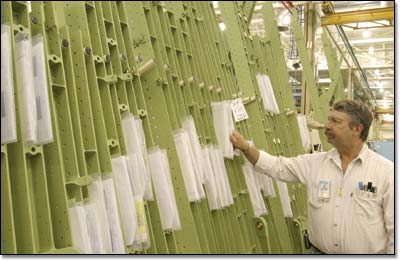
xmin=334 ymin=244 xmax=339 ymax=247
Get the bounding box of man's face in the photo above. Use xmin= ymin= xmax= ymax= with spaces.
xmin=325 ymin=110 xmax=361 ymax=147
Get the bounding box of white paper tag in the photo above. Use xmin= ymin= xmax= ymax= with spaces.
xmin=231 ymin=99 xmax=248 ymax=122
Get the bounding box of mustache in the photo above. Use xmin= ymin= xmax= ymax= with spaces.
xmin=325 ymin=129 xmax=333 ymax=136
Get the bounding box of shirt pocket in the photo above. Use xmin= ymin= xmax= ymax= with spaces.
xmin=353 ymin=190 xmax=382 ymax=223
xmin=308 ymin=196 xmax=323 ymax=209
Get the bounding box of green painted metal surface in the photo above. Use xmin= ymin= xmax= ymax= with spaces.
xmin=0 ymin=1 xmax=348 ymax=254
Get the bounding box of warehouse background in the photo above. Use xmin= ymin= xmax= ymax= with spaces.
xmin=1 ymin=1 xmax=394 ymax=254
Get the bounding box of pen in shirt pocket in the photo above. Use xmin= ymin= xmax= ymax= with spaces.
xmin=358 ymin=181 xmax=364 ymax=195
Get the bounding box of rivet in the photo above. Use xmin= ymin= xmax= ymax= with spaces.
xmin=31 ymin=16 xmax=38 ymax=25
xmin=62 ymin=39 xmax=69 ymax=48
xmin=85 ymin=47 xmax=92 ymax=55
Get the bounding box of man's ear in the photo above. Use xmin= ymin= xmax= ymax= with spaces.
xmin=353 ymin=124 xmax=363 ymax=138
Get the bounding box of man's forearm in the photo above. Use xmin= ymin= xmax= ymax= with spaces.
xmin=243 ymin=143 xmax=260 ymax=166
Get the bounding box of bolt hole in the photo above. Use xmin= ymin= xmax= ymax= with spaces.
xmin=19 ymin=26 xmax=24 ymax=32
xmin=31 ymin=147 xmax=36 ymax=153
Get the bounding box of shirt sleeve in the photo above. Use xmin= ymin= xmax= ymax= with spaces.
xmin=382 ymin=164 xmax=394 ymax=254
xmin=254 ymin=150 xmax=315 ymax=184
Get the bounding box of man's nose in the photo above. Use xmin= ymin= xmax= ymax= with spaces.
xmin=325 ymin=121 xmax=333 ymax=129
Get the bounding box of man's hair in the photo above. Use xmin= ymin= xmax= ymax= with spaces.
xmin=333 ymin=99 xmax=373 ymax=141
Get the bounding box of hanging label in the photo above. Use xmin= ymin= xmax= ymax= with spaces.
xmin=318 ymin=179 xmax=330 ymax=201
xmin=231 ymin=99 xmax=249 ymax=122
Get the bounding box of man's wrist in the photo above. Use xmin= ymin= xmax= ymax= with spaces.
xmin=242 ymin=141 xmax=251 ymax=154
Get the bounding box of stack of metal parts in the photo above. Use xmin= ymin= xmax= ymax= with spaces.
xmin=1 ymin=1 xmax=313 ymax=254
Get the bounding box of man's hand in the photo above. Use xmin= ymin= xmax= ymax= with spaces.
xmin=230 ymin=130 xmax=260 ymax=165
xmin=230 ymin=130 xmax=249 ymax=151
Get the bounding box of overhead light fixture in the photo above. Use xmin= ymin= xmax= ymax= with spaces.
xmin=362 ymin=30 xmax=371 ymax=39
xmin=345 ymin=88 xmax=348 ymax=92
xmin=212 ymin=1 xmax=219 ymax=8
xmin=219 ymin=22 xmax=226 ymax=31
xmin=379 ymin=88 xmax=384 ymax=93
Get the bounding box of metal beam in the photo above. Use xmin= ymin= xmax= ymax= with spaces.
xmin=241 ymin=1 xmax=257 ymax=23
xmin=321 ymin=7 xmax=394 ymax=26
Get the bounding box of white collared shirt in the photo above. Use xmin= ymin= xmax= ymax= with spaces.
xmin=254 ymin=144 xmax=394 ymax=254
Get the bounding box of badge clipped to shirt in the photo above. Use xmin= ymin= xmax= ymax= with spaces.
xmin=318 ymin=179 xmax=330 ymax=201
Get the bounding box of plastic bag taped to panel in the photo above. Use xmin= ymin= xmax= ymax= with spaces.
xmin=255 ymin=74 xmax=280 ymax=114
xmin=209 ymin=146 xmax=234 ymax=208
xmin=102 ymin=175 xmax=126 ymax=254
xmin=202 ymin=146 xmax=220 ymax=210
xmin=148 ymin=147 xmax=181 ymax=231
xmin=211 ymin=101 xmax=234 ymax=159
xmin=182 ymin=116 xmax=206 ymax=184
xmin=121 ymin=113 xmax=152 ymax=199
xmin=174 ymin=128 xmax=204 ymax=202
xmin=130 ymin=196 xmax=151 ymax=251
xmin=88 ymin=176 xmax=113 ymax=253
xmin=111 ymin=156 xmax=137 ymax=246
xmin=297 ymin=114 xmax=311 ymax=152
xmin=15 ymin=32 xmax=37 ymax=144
xmin=255 ymin=171 xmax=276 ymax=198
xmin=31 ymin=34 xmax=53 ymax=145
xmin=68 ymin=203 xmax=92 ymax=254
xmin=1 ymin=24 xmax=17 ymax=144
xmin=125 ymin=153 xmax=145 ymax=197
xmin=276 ymin=181 xmax=293 ymax=218
xmin=84 ymin=202 xmax=105 ymax=253
xmin=134 ymin=117 xmax=154 ymax=200
xmin=242 ymin=162 xmax=268 ymax=217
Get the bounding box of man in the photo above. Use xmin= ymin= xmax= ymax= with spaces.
xmin=230 ymin=100 xmax=394 ymax=254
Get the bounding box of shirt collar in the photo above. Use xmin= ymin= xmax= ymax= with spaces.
xmin=327 ymin=143 xmax=368 ymax=164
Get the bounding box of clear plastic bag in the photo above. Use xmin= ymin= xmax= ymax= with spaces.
xmin=15 ymin=32 xmax=37 ymax=144
xmin=31 ymin=34 xmax=53 ymax=145
xmin=297 ymin=114 xmax=311 ymax=152
xmin=83 ymin=202 xmax=104 ymax=253
xmin=242 ymin=162 xmax=268 ymax=217
xmin=211 ymin=101 xmax=235 ymax=159
xmin=255 ymin=171 xmax=276 ymax=198
xmin=1 ymin=24 xmax=17 ymax=144
xmin=256 ymin=74 xmax=280 ymax=114
xmin=276 ymin=181 xmax=293 ymax=218
xmin=173 ymin=129 xmax=204 ymax=202
xmin=121 ymin=113 xmax=152 ymax=199
xmin=209 ymin=146 xmax=234 ymax=208
xmin=135 ymin=118 xmax=154 ymax=200
xmin=68 ymin=203 xmax=92 ymax=254
xmin=88 ymin=176 xmax=113 ymax=253
xmin=148 ymin=148 xmax=181 ymax=231
xmin=130 ymin=196 xmax=151 ymax=251
xmin=102 ymin=175 xmax=126 ymax=254
xmin=202 ymin=146 xmax=220 ymax=210
xmin=182 ymin=116 xmax=206 ymax=184
xmin=111 ymin=156 xmax=137 ymax=246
